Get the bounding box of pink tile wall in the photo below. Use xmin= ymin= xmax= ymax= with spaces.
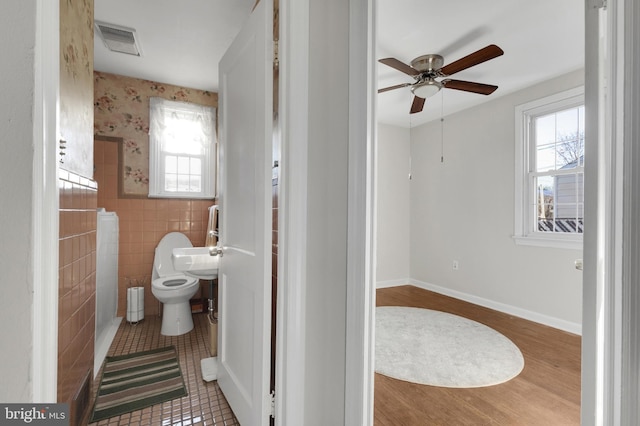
xmin=94 ymin=139 xmax=214 ymax=317
xmin=57 ymin=170 xmax=98 ymax=408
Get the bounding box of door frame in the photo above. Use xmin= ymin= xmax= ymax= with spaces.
xmin=582 ymin=0 xmax=640 ymax=424
xmin=32 ymin=0 xmax=60 ymax=403
xmin=276 ymin=0 xmax=376 ymax=424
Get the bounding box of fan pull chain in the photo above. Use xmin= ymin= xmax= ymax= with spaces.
xmin=408 ymin=114 xmax=413 ymax=180
xmin=440 ymin=92 xmax=445 ymax=163
xmin=440 ymin=117 xmax=444 ymax=163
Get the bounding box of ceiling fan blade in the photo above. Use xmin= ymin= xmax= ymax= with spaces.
xmin=410 ymin=96 xmax=425 ymax=114
xmin=442 ymin=79 xmax=498 ymax=95
xmin=379 ymin=58 xmax=420 ymax=76
xmin=439 ymin=44 xmax=504 ymax=76
xmin=378 ymin=83 xmax=411 ymax=93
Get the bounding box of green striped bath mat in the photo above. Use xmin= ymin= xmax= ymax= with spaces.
xmin=90 ymin=346 xmax=187 ymax=422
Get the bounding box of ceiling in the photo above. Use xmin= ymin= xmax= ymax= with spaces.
xmin=93 ymin=0 xmax=256 ymax=94
xmin=377 ymin=0 xmax=584 ymax=127
xmin=93 ymin=0 xmax=584 ymax=129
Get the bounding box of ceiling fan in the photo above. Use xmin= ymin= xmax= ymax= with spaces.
xmin=378 ymin=44 xmax=504 ymax=114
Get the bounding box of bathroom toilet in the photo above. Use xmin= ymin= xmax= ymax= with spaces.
xmin=152 ymin=232 xmax=200 ymax=336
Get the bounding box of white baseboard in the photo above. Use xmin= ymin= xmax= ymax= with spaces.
xmin=407 ymin=279 xmax=582 ymax=336
xmin=376 ymin=278 xmax=411 ymax=289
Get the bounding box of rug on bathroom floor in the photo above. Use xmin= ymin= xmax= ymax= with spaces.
xmin=375 ymin=306 xmax=524 ymax=388
xmin=90 ymin=345 xmax=187 ymax=422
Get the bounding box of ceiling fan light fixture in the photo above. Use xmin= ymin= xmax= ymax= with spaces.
xmin=411 ymin=80 xmax=442 ymax=99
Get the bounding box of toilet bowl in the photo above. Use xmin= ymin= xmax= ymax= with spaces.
xmin=151 ymin=232 xmax=200 ymax=336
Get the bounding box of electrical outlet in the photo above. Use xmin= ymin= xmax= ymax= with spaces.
xmin=452 ymin=260 xmax=459 ymax=270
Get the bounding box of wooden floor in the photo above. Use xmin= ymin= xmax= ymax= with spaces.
xmin=374 ymin=286 xmax=581 ymax=426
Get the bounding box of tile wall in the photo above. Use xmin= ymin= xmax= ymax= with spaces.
xmin=58 ymin=169 xmax=98 ymax=424
xmin=93 ymin=139 xmax=213 ymax=317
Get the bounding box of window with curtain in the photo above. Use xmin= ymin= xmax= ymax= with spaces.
xmin=148 ymin=97 xmax=216 ymax=199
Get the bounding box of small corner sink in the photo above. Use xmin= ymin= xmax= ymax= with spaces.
xmin=172 ymin=247 xmax=219 ymax=280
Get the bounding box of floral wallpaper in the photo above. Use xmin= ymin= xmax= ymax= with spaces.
xmin=94 ymin=71 xmax=218 ymax=197
xmin=60 ymin=0 xmax=94 ymax=178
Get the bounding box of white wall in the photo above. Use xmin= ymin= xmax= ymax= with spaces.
xmin=0 ymin=0 xmax=37 ymax=401
xmin=302 ymin=0 xmax=350 ymax=423
xmin=409 ymin=69 xmax=584 ymax=331
xmin=376 ymin=123 xmax=410 ymax=286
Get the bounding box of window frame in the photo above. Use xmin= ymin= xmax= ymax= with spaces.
xmin=514 ymin=86 xmax=584 ymax=250
xmin=148 ymin=97 xmax=217 ymax=199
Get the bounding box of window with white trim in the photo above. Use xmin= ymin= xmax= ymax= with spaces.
xmin=148 ymin=97 xmax=216 ymax=199
xmin=514 ymin=87 xmax=584 ymax=250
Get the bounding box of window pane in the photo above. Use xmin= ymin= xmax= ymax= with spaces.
xmin=535 ymin=173 xmax=584 ymax=234
xmin=190 ymin=175 xmax=202 ymax=192
xmin=536 ymin=114 xmax=556 ymax=148
xmin=556 ymin=173 xmax=578 ymax=204
xmin=536 ymin=175 xmax=555 ymax=223
xmin=177 ymin=157 xmax=190 ymax=174
xmin=555 ymin=108 xmax=578 ymax=141
xmin=191 ymin=158 xmax=201 ymax=175
xmin=556 ymin=136 xmax=582 ymax=170
xmin=165 ymin=174 xmax=177 ymax=192
xmin=177 ymin=175 xmax=190 ymax=192
xmin=535 ymin=106 xmax=584 ymax=172
xmin=536 ymin=143 xmax=557 ymax=172
xmin=165 ymin=155 xmax=177 ymax=174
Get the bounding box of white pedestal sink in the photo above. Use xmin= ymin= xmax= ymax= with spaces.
xmin=172 ymin=246 xmax=220 ymax=380
xmin=171 ymin=247 xmax=219 ymax=280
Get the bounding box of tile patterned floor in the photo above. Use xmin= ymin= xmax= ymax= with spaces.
xmin=89 ymin=313 xmax=239 ymax=426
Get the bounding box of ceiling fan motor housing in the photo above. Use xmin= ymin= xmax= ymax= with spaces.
xmin=410 ymin=54 xmax=444 ymax=73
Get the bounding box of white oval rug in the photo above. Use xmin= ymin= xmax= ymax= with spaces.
xmin=375 ymin=306 xmax=525 ymax=388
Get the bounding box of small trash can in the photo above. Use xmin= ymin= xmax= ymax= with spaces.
xmin=127 ymin=286 xmax=144 ymax=323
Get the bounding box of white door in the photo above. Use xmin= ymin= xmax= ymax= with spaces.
xmin=217 ymin=0 xmax=273 ymax=424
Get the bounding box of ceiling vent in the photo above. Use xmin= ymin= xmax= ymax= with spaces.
xmin=94 ymin=21 xmax=142 ymax=56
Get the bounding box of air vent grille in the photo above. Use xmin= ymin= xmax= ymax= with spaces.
xmin=95 ymin=21 xmax=141 ymax=56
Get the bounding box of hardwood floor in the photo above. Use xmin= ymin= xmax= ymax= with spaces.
xmin=374 ymin=286 xmax=581 ymax=426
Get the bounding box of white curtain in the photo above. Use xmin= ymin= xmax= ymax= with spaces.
xmin=149 ymin=97 xmax=216 ymax=155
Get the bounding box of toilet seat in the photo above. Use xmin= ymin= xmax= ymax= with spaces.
xmin=152 ymin=274 xmax=198 ymax=291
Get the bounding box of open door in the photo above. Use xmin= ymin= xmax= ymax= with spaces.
xmin=216 ymin=0 xmax=273 ymax=424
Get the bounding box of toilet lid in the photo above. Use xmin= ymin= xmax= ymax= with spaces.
xmin=155 ymin=232 xmax=193 ymax=278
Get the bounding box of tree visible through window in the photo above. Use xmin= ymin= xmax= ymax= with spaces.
xmin=533 ymin=105 xmax=584 ymax=233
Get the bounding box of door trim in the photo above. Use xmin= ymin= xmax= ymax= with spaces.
xmin=275 ymin=0 xmax=310 ymax=423
xmin=583 ymin=0 xmax=639 ymax=424
xmin=277 ymin=1 xmax=375 ymax=424
xmin=32 ymin=0 xmax=60 ymax=402
xmin=344 ymin=0 xmax=376 ymax=425
xmin=614 ymin=0 xmax=640 ymax=422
